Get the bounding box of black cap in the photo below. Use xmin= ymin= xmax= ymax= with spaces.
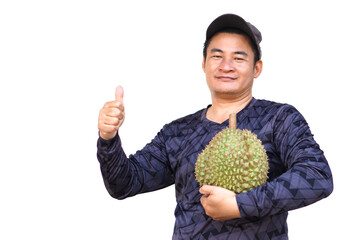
xmin=206 ymin=14 xmax=262 ymax=60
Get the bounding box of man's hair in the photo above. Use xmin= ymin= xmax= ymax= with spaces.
xmin=203 ymin=28 xmax=259 ymax=65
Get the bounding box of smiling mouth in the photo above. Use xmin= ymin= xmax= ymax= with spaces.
xmin=216 ymin=76 xmax=237 ymax=81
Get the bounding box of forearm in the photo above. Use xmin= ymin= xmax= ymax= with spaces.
xmin=236 ymin=155 xmax=333 ymax=221
xmin=97 ymin=133 xmax=143 ymax=199
xmin=233 ymin=105 xmax=334 ymax=221
xmin=97 ymin=129 xmax=175 ymax=199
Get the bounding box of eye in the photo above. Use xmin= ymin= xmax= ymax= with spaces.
xmin=234 ymin=57 xmax=245 ymax=62
xmin=212 ymin=55 xmax=222 ymax=59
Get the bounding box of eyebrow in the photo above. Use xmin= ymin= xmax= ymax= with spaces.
xmin=210 ymin=48 xmax=248 ymax=56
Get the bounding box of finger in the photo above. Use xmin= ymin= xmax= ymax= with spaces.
xmin=101 ymin=104 xmax=124 ymax=117
xmin=200 ymin=195 xmax=206 ymax=207
xmin=115 ymin=85 xmax=124 ymax=102
xmin=98 ymin=123 xmax=119 ymax=134
xmin=103 ymin=101 xmax=124 ymax=112
xmin=199 ymin=185 xmax=213 ymax=195
xmin=102 ymin=115 xmax=121 ymax=126
xmin=107 ymin=107 xmax=122 ymax=118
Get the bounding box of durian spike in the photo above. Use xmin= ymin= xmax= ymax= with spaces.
xmin=229 ymin=113 xmax=237 ymax=129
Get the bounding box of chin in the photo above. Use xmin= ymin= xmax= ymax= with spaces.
xmin=213 ymin=89 xmax=241 ymax=97
xmin=216 ymin=85 xmax=240 ymax=93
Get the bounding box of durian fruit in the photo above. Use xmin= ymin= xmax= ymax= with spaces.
xmin=195 ymin=113 xmax=269 ymax=193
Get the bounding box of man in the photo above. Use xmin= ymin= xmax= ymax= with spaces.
xmin=97 ymin=14 xmax=333 ymax=239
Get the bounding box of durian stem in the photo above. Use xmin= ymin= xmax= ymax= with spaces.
xmin=229 ymin=113 xmax=237 ymax=129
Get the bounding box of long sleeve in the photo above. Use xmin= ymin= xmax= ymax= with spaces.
xmin=96 ymin=101 xmax=333 ymax=239
xmin=236 ymin=105 xmax=333 ymax=221
xmin=97 ymin=129 xmax=175 ymax=200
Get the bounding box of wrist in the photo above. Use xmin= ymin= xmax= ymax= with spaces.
xmin=99 ymin=131 xmax=117 ymax=141
xmin=229 ymin=195 xmax=241 ymax=219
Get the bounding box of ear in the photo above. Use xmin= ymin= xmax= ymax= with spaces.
xmin=202 ymin=56 xmax=206 ymax=73
xmin=253 ymin=60 xmax=263 ymax=78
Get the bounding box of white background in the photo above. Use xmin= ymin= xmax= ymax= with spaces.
xmin=1 ymin=0 xmax=362 ymax=239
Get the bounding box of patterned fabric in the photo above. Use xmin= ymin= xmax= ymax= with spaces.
xmin=97 ymin=98 xmax=333 ymax=240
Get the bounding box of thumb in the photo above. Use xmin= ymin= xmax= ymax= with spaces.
xmin=115 ymin=85 xmax=124 ymax=102
xmin=199 ymin=185 xmax=214 ymax=195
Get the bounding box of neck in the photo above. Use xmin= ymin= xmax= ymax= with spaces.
xmin=206 ymin=92 xmax=252 ymax=124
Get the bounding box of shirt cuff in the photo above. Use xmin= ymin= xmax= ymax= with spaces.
xmin=98 ymin=132 xmax=120 ymax=148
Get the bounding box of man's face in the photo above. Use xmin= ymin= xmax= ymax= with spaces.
xmin=202 ymin=32 xmax=262 ymax=100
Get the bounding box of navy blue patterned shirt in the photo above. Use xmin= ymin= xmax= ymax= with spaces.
xmin=97 ymin=98 xmax=333 ymax=239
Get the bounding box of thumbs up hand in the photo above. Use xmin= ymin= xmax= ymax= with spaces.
xmin=98 ymin=86 xmax=125 ymax=140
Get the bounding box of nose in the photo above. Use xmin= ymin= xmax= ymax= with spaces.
xmin=219 ymin=58 xmax=234 ymax=72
